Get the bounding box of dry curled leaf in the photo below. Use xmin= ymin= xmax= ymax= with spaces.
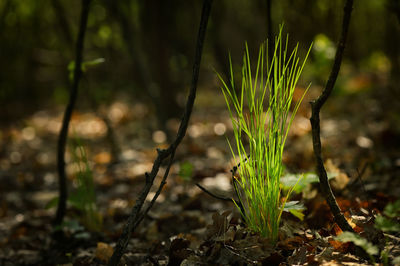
xmin=95 ymin=242 xmax=114 ymax=263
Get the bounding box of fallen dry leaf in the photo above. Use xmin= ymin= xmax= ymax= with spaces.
xmin=95 ymin=242 xmax=114 ymax=263
xmin=328 ymin=237 xmax=350 ymax=253
xmin=325 ymin=159 xmax=350 ymax=190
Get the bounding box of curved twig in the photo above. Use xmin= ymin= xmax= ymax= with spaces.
xmin=196 ymin=183 xmax=232 ymax=202
xmin=54 ymin=0 xmax=91 ymax=226
xmin=107 ymin=1 xmax=213 ymax=265
xmin=309 ymin=0 xmax=354 ymax=233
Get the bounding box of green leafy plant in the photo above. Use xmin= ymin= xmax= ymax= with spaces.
xmin=217 ymin=25 xmax=311 ymax=243
xmin=375 ymin=199 xmax=400 ymax=233
xmin=46 ymin=136 xmax=103 ymax=232
xmin=178 ymin=161 xmax=194 ymax=182
xmin=68 ymin=57 xmax=105 ymax=82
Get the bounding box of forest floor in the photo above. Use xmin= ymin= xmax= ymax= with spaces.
xmin=0 ymin=83 xmax=400 ymax=265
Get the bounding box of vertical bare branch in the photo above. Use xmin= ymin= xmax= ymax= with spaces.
xmin=54 ymin=0 xmax=91 ymax=226
xmin=310 ymin=0 xmax=354 ymax=233
xmin=107 ymin=0 xmax=213 ymax=265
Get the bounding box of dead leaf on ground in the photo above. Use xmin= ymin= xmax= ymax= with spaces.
xmin=325 ymin=159 xmax=350 ymax=190
xmin=206 ymin=211 xmax=231 ymax=239
xmin=168 ymin=237 xmax=192 ymax=266
xmin=95 ymin=242 xmax=113 ymax=263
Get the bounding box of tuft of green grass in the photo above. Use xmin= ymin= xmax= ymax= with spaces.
xmin=47 ymin=135 xmax=103 ymax=232
xmin=68 ymin=136 xmax=103 ymax=232
xmin=217 ymin=25 xmax=311 ymax=243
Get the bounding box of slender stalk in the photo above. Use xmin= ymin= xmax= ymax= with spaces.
xmin=309 ymin=0 xmax=354 ymax=233
xmin=266 ymin=0 xmax=273 ymax=67
xmin=107 ymin=0 xmax=213 ymax=265
xmin=54 ymin=0 xmax=91 ymax=226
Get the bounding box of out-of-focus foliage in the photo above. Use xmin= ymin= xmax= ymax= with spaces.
xmin=375 ymin=199 xmax=400 ymax=233
xmin=280 ymin=172 xmax=336 ymax=194
xmin=178 ymin=161 xmax=194 ymax=182
xmin=336 ymin=232 xmax=379 ymax=256
xmin=0 ymin=0 xmax=398 ymax=122
xmin=68 ymin=137 xmax=102 ymax=232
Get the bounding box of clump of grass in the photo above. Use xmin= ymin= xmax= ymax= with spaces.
xmin=47 ymin=135 xmax=103 ymax=232
xmin=217 ymin=25 xmax=311 ymax=243
xmin=68 ymin=137 xmax=102 ymax=232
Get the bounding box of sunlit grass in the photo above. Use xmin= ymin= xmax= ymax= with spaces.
xmin=217 ymin=25 xmax=311 ymax=243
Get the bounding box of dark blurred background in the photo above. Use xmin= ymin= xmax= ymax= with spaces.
xmin=0 ymin=0 xmax=399 ymax=130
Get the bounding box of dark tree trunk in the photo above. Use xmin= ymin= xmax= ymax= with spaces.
xmin=309 ymin=0 xmax=355 ymax=234
xmin=54 ymin=0 xmax=91 ymax=226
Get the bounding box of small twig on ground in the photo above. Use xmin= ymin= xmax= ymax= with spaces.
xmin=347 ymin=161 xmax=369 ymax=196
xmin=54 ymin=0 xmax=91 ymax=226
xmin=196 ymin=157 xmax=248 ymax=218
xmin=224 ymin=244 xmax=259 ymax=265
xmin=196 ymin=183 xmax=232 ymax=202
xmin=107 ymin=1 xmax=213 ymax=265
xmin=309 ymin=0 xmax=354 ymax=233
xmin=355 ymin=165 xmax=368 ymax=196
xmin=230 ymin=162 xmax=246 ymax=219
xmin=195 ymin=157 xmax=248 ymax=222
